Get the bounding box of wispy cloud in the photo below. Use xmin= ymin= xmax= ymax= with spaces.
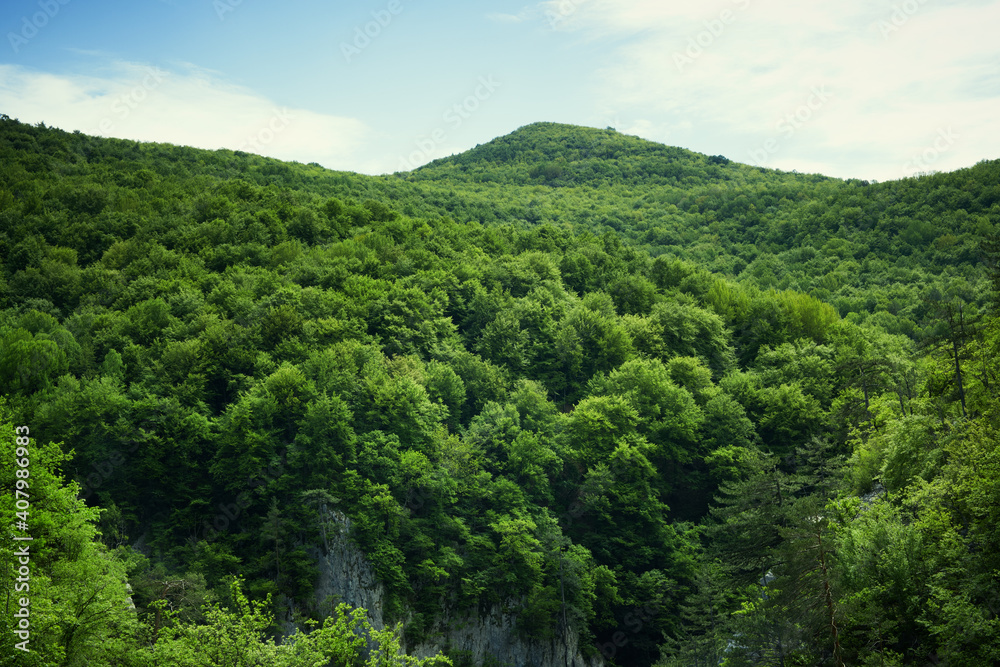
xmin=533 ymin=0 xmax=1000 ymax=179
xmin=486 ymin=12 xmax=527 ymax=24
xmin=0 ymin=61 xmax=372 ymax=171
xmin=2 ymin=1 xmax=996 ymax=180
xmin=488 ymin=1 xmax=588 ymax=31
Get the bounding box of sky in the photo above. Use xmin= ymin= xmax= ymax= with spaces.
xmin=1 ymin=0 xmax=999 ymax=181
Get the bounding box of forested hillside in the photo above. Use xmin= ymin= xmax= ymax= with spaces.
xmin=1 ymin=115 xmax=998 ymax=666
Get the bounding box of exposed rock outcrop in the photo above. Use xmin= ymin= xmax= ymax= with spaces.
xmin=410 ymin=607 xmax=604 ymax=667
xmin=312 ymin=510 xmax=387 ymax=631
xmin=312 ymin=510 xmax=604 ymax=667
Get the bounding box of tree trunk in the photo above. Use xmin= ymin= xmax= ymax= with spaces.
xmin=952 ymin=337 xmax=967 ymax=418
xmin=816 ymin=529 xmax=844 ymax=667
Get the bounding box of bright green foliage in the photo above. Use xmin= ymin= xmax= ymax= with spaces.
xmin=564 ymin=394 xmax=641 ymax=465
xmin=1 ymin=116 xmax=998 ymax=667
xmin=756 ymin=383 xmax=826 ymax=455
xmin=0 ymin=326 xmax=68 ymax=394
xmin=589 ymin=359 xmax=704 ymax=452
xmin=1 ymin=400 xmax=136 ymax=666
xmin=135 ymin=578 xmax=452 ymax=666
xmin=640 ymin=301 xmax=736 ymax=375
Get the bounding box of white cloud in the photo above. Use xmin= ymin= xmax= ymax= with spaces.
xmin=491 ymin=1 xmax=591 ymax=32
xmin=0 ymin=61 xmax=372 ymax=171
xmin=486 ymin=12 xmax=526 ymax=23
xmin=550 ymin=0 xmax=1000 ymax=179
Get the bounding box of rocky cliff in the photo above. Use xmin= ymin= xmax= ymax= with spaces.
xmin=312 ymin=510 xmax=605 ymax=667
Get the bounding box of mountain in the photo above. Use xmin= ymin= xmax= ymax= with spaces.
xmin=1 ymin=115 xmax=999 ymax=666
xmin=410 ymin=121 xmax=761 ymax=186
xmin=403 ymin=122 xmax=996 ymax=338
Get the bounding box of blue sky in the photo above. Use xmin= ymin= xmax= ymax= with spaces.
xmin=2 ymin=0 xmax=999 ymax=180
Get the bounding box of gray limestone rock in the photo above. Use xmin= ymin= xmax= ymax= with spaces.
xmin=311 ymin=510 xmax=605 ymax=667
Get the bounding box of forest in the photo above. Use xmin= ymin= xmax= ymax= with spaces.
xmin=1 ymin=115 xmax=999 ymax=666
